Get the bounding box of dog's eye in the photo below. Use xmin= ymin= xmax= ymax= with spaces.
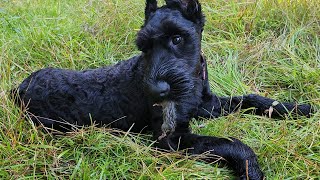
xmin=172 ymin=35 xmax=182 ymax=45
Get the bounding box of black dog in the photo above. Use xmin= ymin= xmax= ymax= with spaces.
xmin=13 ymin=0 xmax=312 ymax=179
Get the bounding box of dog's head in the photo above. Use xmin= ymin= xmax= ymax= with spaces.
xmin=137 ymin=0 xmax=207 ymax=134
xmin=137 ymin=0 xmax=206 ymax=103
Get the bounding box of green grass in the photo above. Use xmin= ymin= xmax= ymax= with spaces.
xmin=1 ymin=0 xmax=319 ymax=179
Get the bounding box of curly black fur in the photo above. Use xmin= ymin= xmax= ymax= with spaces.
xmin=13 ymin=0 xmax=312 ymax=179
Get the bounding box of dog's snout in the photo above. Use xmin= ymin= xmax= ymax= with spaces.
xmin=149 ymin=81 xmax=170 ymax=99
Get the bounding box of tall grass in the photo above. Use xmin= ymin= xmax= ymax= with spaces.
xmin=1 ymin=0 xmax=319 ymax=179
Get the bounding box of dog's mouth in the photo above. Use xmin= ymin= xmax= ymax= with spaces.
xmin=153 ymin=101 xmax=176 ymax=140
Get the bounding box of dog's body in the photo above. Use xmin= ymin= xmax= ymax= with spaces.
xmin=14 ymin=0 xmax=312 ymax=179
xmin=18 ymin=56 xmax=150 ymax=132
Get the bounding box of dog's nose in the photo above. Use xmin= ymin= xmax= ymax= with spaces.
xmin=158 ymin=81 xmax=170 ymax=97
xmin=150 ymin=81 xmax=170 ymax=98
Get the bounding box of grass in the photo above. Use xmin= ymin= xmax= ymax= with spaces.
xmin=1 ymin=0 xmax=319 ymax=179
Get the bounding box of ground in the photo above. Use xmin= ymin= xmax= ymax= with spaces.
xmin=0 ymin=0 xmax=319 ymax=179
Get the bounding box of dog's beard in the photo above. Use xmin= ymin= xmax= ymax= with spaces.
xmin=161 ymin=101 xmax=176 ymax=134
xmin=154 ymin=101 xmax=176 ymax=140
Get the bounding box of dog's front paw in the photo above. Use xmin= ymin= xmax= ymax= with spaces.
xmin=238 ymin=163 xmax=264 ymax=180
xmin=239 ymin=173 xmax=264 ymax=180
xmin=297 ymin=104 xmax=313 ymax=117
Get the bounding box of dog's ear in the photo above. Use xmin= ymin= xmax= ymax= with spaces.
xmin=145 ymin=0 xmax=158 ymax=21
xmin=165 ymin=0 xmax=205 ymax=27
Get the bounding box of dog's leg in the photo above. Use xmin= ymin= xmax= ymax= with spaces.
xmin=156 ymin=132 xmax=264 ymax=180
xmin=197 ymin=93 xmax=312 ymax=118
